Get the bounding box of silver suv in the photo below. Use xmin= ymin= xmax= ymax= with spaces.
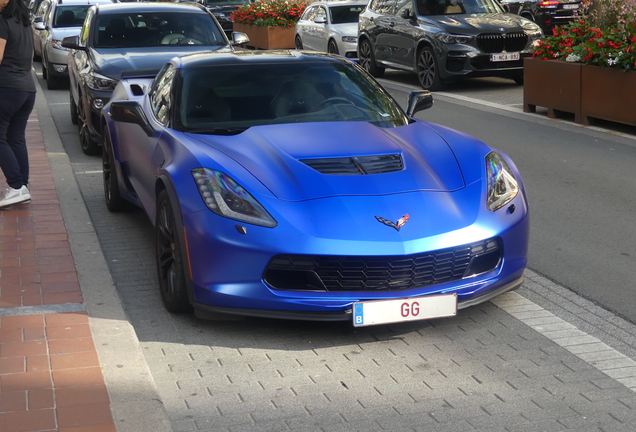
xmin=358 ymin=0 xmax=543 ymax=90
xmin=32 ymin=0 xmax=115 ymax=89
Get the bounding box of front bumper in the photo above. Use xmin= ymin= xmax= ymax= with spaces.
xmin=182 ymin=182 xmax=530 ymax=320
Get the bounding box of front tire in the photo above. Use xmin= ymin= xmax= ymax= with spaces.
xmin=102 ymin=125 xmax=127 ymax=212
xmin=156 ymin=190 xmax=192 ymax=313
xmin=417 ymin=46 xmax=445 ymax=91
xmin=77 ymin=96 xmax=101 ymax=155
xmin=295 ymin=35 xmax=303 ymax=49
xmin=358 ymin=39 xmax=385 ymax=78
xmin=328 ymin=39 xmax=339 ymax=55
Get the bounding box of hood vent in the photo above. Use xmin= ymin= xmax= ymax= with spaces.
xmin=301 ymin=154 xmax=404 ymax=175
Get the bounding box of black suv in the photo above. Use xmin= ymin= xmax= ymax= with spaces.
xmin=501 ymin=0 xmax=580 ymax=33
xmin=358 ymin=0 xmax=543 ymax=90
xmin=63 ymin=2 xmax=247 ymax=155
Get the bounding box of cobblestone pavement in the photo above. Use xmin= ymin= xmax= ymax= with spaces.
xmin=40 ymin=70 xmax=636 ymax=432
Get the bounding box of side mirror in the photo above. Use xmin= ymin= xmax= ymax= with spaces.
xmin=109 ymin=101 xmax=155 ymax=137
xmin=33 ymin=21 xmax=46 ymax=31
xmin=400 ymin=8 xmax=414 ymax=19
xmin=61 ymin=35 xmax=83 ymax=50
xmin=314 ymin=16 xmax=327 ymax=24
xmin=231 ymin=31 xmax=249 ymax=46
xmin=405 ymin=90 xmax=433 ymax=117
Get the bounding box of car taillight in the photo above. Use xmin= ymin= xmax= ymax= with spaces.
xmin=539 ymin=0 xmax=560 ymax=5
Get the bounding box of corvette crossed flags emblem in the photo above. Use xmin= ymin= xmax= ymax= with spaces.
xmin=375 ymin=214 xmax=410 ymax=231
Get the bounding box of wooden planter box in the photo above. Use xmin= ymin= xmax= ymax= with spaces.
xmin=523 ymin=58 xmax=583 ymax=123
xmin=581 ymin=65 xmax=636 ymax=127
xmin=233 ymin=23 xmax=295 ymax=50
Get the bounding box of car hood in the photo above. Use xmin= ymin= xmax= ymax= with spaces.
xmin=49 ymin=27 xmax=82 ymax=40
xmin=425 ymin=13 xmax=527 ymax=34
xmin=332 ymin=22 xmax=359 ymax=37
xmin=188 ymin=121 xmax=466 ymax=201
xmin=92 ymin=46 xmax=233 ymax=80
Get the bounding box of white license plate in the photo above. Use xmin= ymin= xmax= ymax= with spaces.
xmin=563 ymin=3 xmax=578 ymax=9
xmin=490 ymin=52 xmax=520 ymax=62
xmin=352 ymin=294 xmax=457 ymax=327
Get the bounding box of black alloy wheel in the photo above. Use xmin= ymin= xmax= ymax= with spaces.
xmin=77 ymin=97 xmax=101 ymax=155
xmin=295 ymin=35 xmax=303 ymax=49
xmin=102 ymin=125 xmax=127 ymax=212
xmin=358 ymin=39 xmax=385 ymax=78
xmin=417 ymin=47 xmax=445 ymax=91
xmin=156 ymin=190 xmax=192 ymax=313
xmin=70 ymin=92 xmax=78 ymax=125
xmin=328 ymin=39 xmax=339 ymax=55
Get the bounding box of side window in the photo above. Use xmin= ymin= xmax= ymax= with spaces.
xmin=316 ymin=6 xmax=327 ymax=21
xmin=79 ymin=8 xmax=94 ymax=46
xmin=301 ymin=6 xmax=316 ymax=21
xmin=375 ymin=0 xmax=397 ymax=14
xmin=35 ymin=0 xmax=50 ymax=20
xmin=150 ymin=64 xmax=177 ymax=126
xmin=395 ymin=0 xmax=414 ymax=17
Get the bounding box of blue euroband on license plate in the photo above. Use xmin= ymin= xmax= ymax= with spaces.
xmin=353 ymin=294 xmax=458 ymax=327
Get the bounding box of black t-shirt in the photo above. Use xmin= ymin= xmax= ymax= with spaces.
xmin=0 ymin=14 xmax=36 ymax=92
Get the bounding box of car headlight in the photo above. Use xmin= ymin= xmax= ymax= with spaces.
xmin=51 ymin=39 xmax=69 ymax=51
xmin=486 ymin=152 xmax=519 ymax=212
xmin=86 ymin=71 xmax=118 ymax=92
xmin=522 ymin=21 xmax=543 ymax=39
xmin=192 ymin=168 xmax=277 ymax=228
xmin=435 ymin=32 xmax=473 ymax=44
xmin=341 ymin=35 xmax=357 ymax=43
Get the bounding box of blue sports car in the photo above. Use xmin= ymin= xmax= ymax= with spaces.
xmin=102 ymin=50 xmax=529 ymax=326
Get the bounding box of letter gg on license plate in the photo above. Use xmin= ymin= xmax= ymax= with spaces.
xmin=353 ymin=294 xmax=457 ymax=327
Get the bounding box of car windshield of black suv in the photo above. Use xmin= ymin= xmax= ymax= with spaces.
xmin=203 ymin=0 xmax=250 ymax=5
xmin=94 ymin=12 xmax=226 ymax=48
xmin=53 ymin=6 xmax=91 ymax=28
xmin=179 ymin=61 xmax=409 ymax=132
xmin=417 ymin=0 xmax=502 ymax=15
xmin=329 ymin=6 xmax=365 ymax=24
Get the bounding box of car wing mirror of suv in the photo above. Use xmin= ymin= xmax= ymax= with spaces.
xmin=61 ymin=35 xmax=84 ymax=50
xmin=231 ymin=32 xmax=250 ymax=46
xmin=399 ymin=8 xmax=415 ymax=19
xmin=406 ymin=90 xmax=433 ymax=117
xmin=314 ymin=16 xmax=327 ymax=24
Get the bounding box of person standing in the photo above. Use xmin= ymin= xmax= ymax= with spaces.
xmin=0 ymin=0 xmax=36 ymax=208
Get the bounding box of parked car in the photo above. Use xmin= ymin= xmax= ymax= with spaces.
xmin=358 ymin=0 xmax=543 ymax=90
xmin=295 ymin=1 xmax=367 ymax=59
xmin=31 ymin=0 xmax=115 ymax=89
xmin=62 ymin=2 xmax=248 ymax=156
xmin=500 ymin=0 xmax=580 ymax=33
xmin=101 ymin=50 xmax=529 ymax=325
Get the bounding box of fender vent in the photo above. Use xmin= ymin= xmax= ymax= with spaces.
xmin=301 ymin=154 xmax=403 ymax=175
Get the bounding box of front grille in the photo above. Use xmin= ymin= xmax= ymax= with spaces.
xmin=301 ymin=155 xmax=404 ymax=175
xmin=477 ymin=33 xmax=528 ymax=54
xmin=264 ymin=238 xmax=502 ymax=292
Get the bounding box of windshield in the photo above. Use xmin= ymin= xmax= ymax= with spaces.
xmin=204 ymin=0 xmax=250 ymax=5
xmin=53 ymin=5 xmax=91 ymax=28
xmin=94 ymin=12 xmax=226 ymax=48
xmin=179 ymin=61 xmax=409 ymax=131
xmin=417 ymin=0 xmax=503 ymax=15
xmin=329 ymin=5 xmax=365 ymax=24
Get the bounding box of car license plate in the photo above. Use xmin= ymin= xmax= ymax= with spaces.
xmin=563 ymin=3 xmax=578 ymax=9
xmin=352 ymin=294 xmax=457 ymax=327
xmin=490 ymin=52 xmax=520 ymax=62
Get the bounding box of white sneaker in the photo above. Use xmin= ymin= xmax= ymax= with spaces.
xmin=0 ymin=186 xmax=31 ymax=208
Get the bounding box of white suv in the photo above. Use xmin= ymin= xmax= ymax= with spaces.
xmin=32 ymin=0 xmax=115 ymax=89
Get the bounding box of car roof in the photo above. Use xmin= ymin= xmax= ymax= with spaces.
xmin=94 ymin=2 xmax=208 ymax=14
xmin=176 ymin=50 xmax=352 ymax=69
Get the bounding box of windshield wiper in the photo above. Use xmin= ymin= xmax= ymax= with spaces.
xmin=187 ymin=127 xmax=247 ymax=135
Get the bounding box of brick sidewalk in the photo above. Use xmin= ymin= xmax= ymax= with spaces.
xmin=0 ymin=110 xmax=117 ymax=432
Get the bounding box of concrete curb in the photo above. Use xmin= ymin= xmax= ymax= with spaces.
xmin=34 ymin=78 xmax=173 ymax=432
